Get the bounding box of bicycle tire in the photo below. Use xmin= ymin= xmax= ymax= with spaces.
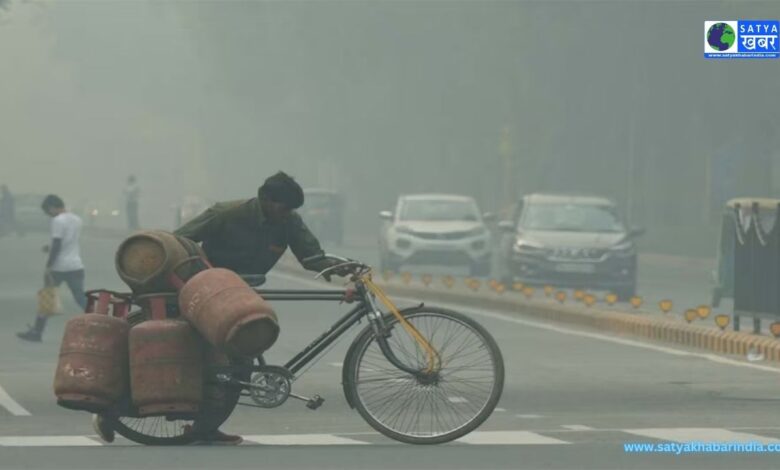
xmin=344 ymin=306 xmax=504 ymax=444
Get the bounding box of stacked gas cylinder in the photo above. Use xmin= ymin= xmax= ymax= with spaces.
xmin=53 ymin=230 xmax=279 ymax=418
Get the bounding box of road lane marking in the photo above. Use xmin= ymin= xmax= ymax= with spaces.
xmin=515 ymin=414 xmax=543 ymax=419
xmin=457 ymin=431 xmax=568 ymax=445
xmin=269 ymin=272 xmax=780 ymax=374
xmin=448 ymin=396 xmax=468 ymax=403
xmin=328 ymin=362 xmax=343 ymax=368
xmin=0 ymin=436 xmax=100 ymax=446
xmin=460 ymin=307 xmax=780 ymax=374
xmin=624 ymin=428 xmax=780 ymax=444
xmin=494 ymin=407 xmax=507 ymax=412
xmin=0 ymin=385 xmax=31 ymax=416
xmin=6 ymin=429 xmax=780 ymax=446
xmin=243 ymin=434 xmax=371 ymax=445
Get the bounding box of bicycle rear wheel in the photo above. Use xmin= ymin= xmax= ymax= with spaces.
xmin=112 ymin=311 xmax=249 ymax=445
xmin=344 ymin=306 xmax=504 ymax=444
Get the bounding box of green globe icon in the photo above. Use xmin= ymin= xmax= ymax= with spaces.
xmin=707 ymin=23 xmax=735 ymax=51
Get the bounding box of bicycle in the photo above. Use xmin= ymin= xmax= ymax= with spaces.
xmin=107 ymin=254 xmax=505 ymax=445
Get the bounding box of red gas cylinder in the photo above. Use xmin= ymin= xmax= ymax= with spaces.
xmin=129 ymin=311 xmax=203 ymax=416
xmin=179 ymin=268 xmax=279 ymax=357
xmin=53 ymin=301 xmax=130 ymax=412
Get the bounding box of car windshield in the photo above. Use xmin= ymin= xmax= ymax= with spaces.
xmin=400 ymin=199 xmax=480 ymax=222
xmin=522 ymin=203 xmax=625 ymax=233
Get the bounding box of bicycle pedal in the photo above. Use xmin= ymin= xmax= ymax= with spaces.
xmin=306 ymin=395 xmax=324 ymax=410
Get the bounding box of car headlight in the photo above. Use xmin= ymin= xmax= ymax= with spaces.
xmin=609 ymin=240 xmax=634 ymax=256
xmin=513 ymin=239 xmax=545 ymax=253
xmin=610 ymin=241 xmax=633 ymax=251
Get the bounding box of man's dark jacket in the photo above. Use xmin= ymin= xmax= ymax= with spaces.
xmin=174 ymin=197 xmax=326 ymax=274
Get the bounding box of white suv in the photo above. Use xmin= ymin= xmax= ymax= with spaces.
xmin=379 ymin=194 xmax=493 ymax=276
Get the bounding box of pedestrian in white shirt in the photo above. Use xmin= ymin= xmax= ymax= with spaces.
xmin=17 ymin=195 xmax=87 ymax=342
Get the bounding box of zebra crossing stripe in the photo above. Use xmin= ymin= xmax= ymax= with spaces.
xmin=243 ymin=434 xmax=370 ymax=445
xmin=10 ymin=429 xmax=779 ymax=447
xmin=624 ymin=428 xmax=780 ymax=444
xmin=456 ymin=431 xmax=569 ymax=445
xmin=0 ymin=436 xmax=101 ymax=446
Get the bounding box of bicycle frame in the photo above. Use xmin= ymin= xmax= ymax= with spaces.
xmin=254 ymin=280 xmax=430 ymax=379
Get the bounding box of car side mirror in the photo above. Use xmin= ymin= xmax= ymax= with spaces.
xmin=498 ymin=220 xmax=515 ymax=232
xmin=630 ymin=226 xmax=646 ymax=238
xmin=379 ymin=211 xmax=393 ymax=221
xmin=482 ymin=212 xmax=496 ymax=222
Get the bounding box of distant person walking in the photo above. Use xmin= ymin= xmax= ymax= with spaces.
xmin=124 ymin=175 xmax=140 ymax=231
xmin=0 ymin=184 xmax=16 ymax=237
xmin=17 ymin=195 xmax=87 ymax=342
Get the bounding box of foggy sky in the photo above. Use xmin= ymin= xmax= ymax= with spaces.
xmin=1 ymin=0 xmax=779 ymax=248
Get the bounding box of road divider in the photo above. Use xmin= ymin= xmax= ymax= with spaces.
xmin=274 ymin=256 xmax=780 ymax=364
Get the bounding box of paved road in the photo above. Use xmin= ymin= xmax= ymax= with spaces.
xmin=1 ymin=234 xmax=779 ymax=469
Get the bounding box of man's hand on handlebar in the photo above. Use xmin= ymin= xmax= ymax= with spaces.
xmin=321 ymin=260 xmax=354 ymax=282
xmin=303 ymin=253 xmax=367 ymax=282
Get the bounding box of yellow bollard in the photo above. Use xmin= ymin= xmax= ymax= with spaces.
xmin=605 ymin=293 xmax=618 ymax=306
xmin=684 ymin=309 xmax=698 ymax=323
xmin=443 ymin=276 xmax=455 ymax=289
xmin=522 ymin=286 xmax=534 ymax=299
xmin=629 ymin=296 xmax=643 ymax=309
xmin=714 ymin=314 xmax=730 ymax=331
xmin=696 ymin=305 xmax=711 ymax=319
xmin=659 ymin=299 xmax=673 ymax=314
xmin=555 ymin=291 xmax=566 ymax=304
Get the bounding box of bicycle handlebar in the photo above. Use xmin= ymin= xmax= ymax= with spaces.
xmin=301 ymin=253 xmax=370 ymax=281
xmin=301 ymin=253 xmax=354 ymax=265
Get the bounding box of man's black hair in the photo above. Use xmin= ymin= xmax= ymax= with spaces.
xmin=258 ymin=172 xmax=304 ymax=209
xmin=41 ymin=194 xmax=65 ymax=212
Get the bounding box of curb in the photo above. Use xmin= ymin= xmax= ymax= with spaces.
xmin=274 ymin=260 xmax=780 ymax=364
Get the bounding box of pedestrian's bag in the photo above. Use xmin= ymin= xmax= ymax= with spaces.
xmin=37 ymin=285 xmax=61 ymax=316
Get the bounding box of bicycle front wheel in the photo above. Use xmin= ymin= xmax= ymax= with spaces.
xmin=344 ymin=306 xmax=504 ymax=444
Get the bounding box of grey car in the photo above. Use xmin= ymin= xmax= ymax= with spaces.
xmin=498 ymin=193 xmax=644 ymax=300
